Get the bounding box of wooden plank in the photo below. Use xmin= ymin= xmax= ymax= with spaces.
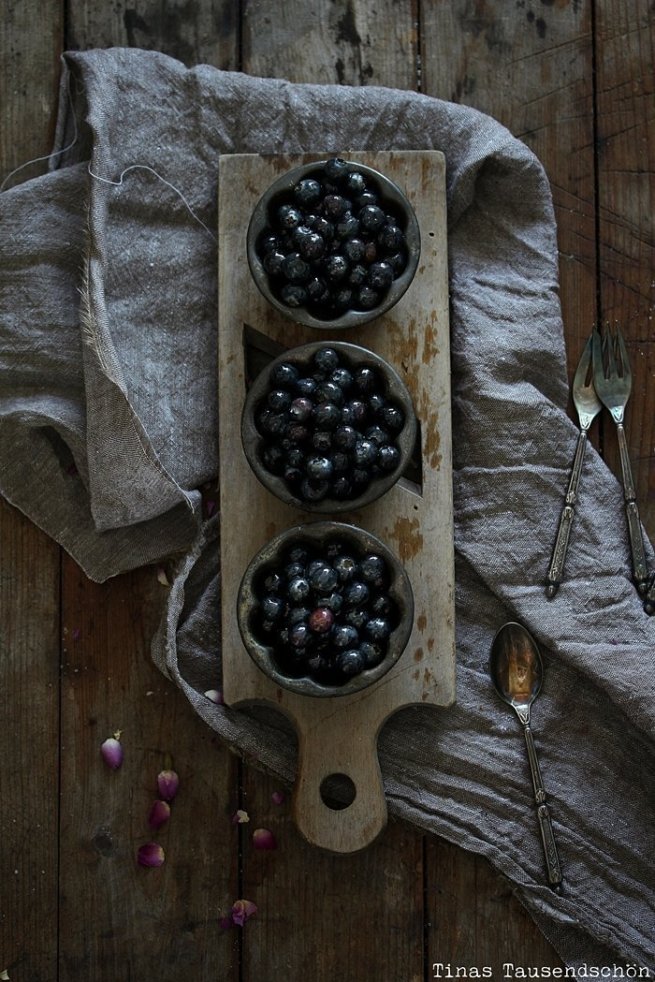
xmin=218 ymin=150 xmax=455 ymax=853
xmin=0 ymin=501 xmax=61 ymax=982
xmin=240 ymin=768 xmax=424 ymax=982
xmin=58 ymin=556 xmax=240 ymax=982
xmin=0 ymin=4 xmax=63 ymax=979
xmin=426 ymin=839 xmax=563 ymax=972
xmin=0 ymin=0 xmax=62 ymax=188
xmin=594 ymin=0 xmax=655 ymax=539
xmin=242 ymin=0 xmax=419 ymax=88
xmin=420 ymin=1 xmax=598 ymax=381
xmin=66 ymin=0 xmax=240 ymax=69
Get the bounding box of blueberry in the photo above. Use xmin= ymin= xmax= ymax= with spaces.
xmin=284 ymin=562 xmax=305 ymax=580
xmin=289 ymin=396 xmax=313 ymax=422
xmin=258 ymin=230 xmax=280 ymax=254
xmin=323 ymin=254 xmax=349 ymax=282
xmin=313 ymin=348 xmax=340 ymax=373
xmin=343 ymin=237 xmax=366 ymax=263
xmin=330 ymin=367 xmax=353 ymax=391
xmin=356 ymin=190 xmax=378 ymax=208
xmin=344 ymin=170 xmax=367 ymax=195
xmin=295 ymin=376 xmax=318 ymax=398
xmin=386 ymin=250 xmax=407 ymax=274
xmin=348 ymin=264 xmax=368 ymax=287
xmin=277 ymin=204 xmax=303 ymax=230
xmin=282 ymin=252 xmax=311 ymax=283
xmin=379 ymin=404 xmax=405 ymax=433
xmin=335 ymin=212 xmax=360 ymax=240
xmin=353 ymin=439 xmax=378 ymax=468
xmin=357 ymin=285 xmax=381 ymax=309
xmin=332 ymin=476 xmax=354 ymax=499
xmin=360 ymin=554 xmax=387 ymax=586
xmin=263 ymin=571 xmax=284 ymax=593
xmin=323 ymin=591 xmax=344 ymax=614
xmin=354 ymin=366 xmax=378 ymax=395
xmin=378 ymin=444 xmax=401 ymax=471
xmin=279 ymin=283 xmax=308 ymax=307
xmin=359 ymin=640 xmax=384 ymax=668
xmin=298 ymin=231 xmax=326 ymax=261
xmin=261 ymin=594 xmax=285 ymax=621
xmin=288 ymin=576 xmax=311 ymax=602
xmin=368 ymin=261 xmax=394 ymax=292
xmin=371 ymin=594 xmax=394 ymax=617
xmin=365 ymin=617 xmax=392 ymax=641
xmin=351 ymin=467 xmax=370 ymax=488
xmin=300 ymin=478 xmax=329 ymax=502
xmin=270 ymin=362 xmax=299 ymax=388
xmin=332 ymin=287 xmax=354 ymax=311
xmin=284 ymin=465 xmax=303 ymax=485
xmin=308 ymin=563 xmax=338 ymax=593
xmin=344 ymin=581 xmax=370 ymax=607
xmin=359 ymin=204 xmax=386 ymax=232
xmin=331 ymin=452 xmax=350 ymax=473
xmin=312 ymin=216 xmax=335 ymax=242
xmin=337 ymin=648 xmax=366 ymax=677
xmin=363 ymin=240 xmax=378 ymax=263
xmin=306 ymin=455 xmax=333 ymax=481
xmin=312 ymin=402 xmax=341 ymax=429
xmin=306 ymin=276 xmax=330 ymax=304
xmin=286 ymin=422 xmax=310 ymax=445
xmin=316 ymin=380 xmax=344 ymax=406
xmin=341 ymin=400 xmax=367 ymax=426
xmin=334 ymin=554 xmax=359 ymax=582
xmin=267 ymin=388 xmax=292 ymax=411
xmin=333 ymin=624 xmax=359 ymax=649
xmin=344 ymin=607 xmax=368 ymax=630
xmin=311 ymin=430 xmax=333 ymax=452
xmin=322 ymin=194 xmax=351 ymax=219
xmin=294 ymin=177 xmax=322 ymax=206
xmin=262 ymin=444 xmax=285 ymax=474
xmin=289 ymin=622 xmax=311 ymax=648
xmin=367 ymin=393 xmax=386 ymax=415
xmin=287 ymin=545 xmax=311 ymax=565
xmin=333 ymin=425 xmax=357 ymax=451
xmin=365 ymin=425 xmax=390 ymax=447
xmin=324 ymin=157 xmax=350 ymax=182
xmin=308 ymin=607 xmax=335 ymax=634
xmin=262 ymin=250 xmax=286 ymax=276
xmin=377 ymin=223 xmax=405 ymax=252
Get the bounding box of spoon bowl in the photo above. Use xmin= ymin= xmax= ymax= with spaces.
xmin=489 ymin=622 xmax=562 ymax=890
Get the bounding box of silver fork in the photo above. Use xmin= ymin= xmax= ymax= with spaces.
xmin=592 ymin=327 xmax=650 ymax=595
xmin=546 ymin=335 xmax=601 ymax=597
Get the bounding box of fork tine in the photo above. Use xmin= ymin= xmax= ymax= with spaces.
xmin=603 ymin=325 xmax=618 ymax=379
xmin=616 ymin=327 xmax=632 ymax=385
xmin=592 ymin=328 xmax=604 ymax=380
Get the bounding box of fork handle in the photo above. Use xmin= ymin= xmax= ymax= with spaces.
xmin=546 ymin=430 xmax=588 ymax=598
xmin=616 ymin=423 xmax=650 ymax=594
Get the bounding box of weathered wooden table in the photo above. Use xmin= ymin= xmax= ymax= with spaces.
xmin=2 ymin=3 xmax=653 ymax=979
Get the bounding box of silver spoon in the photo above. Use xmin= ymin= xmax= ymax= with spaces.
xmin=490 ymin=622 xmax=563 ymax=890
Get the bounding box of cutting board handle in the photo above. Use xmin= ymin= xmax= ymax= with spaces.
xmin=292 ymin=718 xmax=388 ymax=853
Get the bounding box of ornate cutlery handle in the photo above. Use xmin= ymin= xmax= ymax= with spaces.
xmin=616 ymin=423 xmax=650 ymax=593
xmin=644 ymin=575 xmax=655 ymax=617
xmin=546 ymin=430 xmax=588 ymax=598
xmin=522 ymin=723 xmax=563 ymax=888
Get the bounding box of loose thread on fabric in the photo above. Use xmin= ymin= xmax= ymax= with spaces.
xmin=87 ymin=163 xmax=218 ymax=244
xmin=0 ymin=81 xmax=79 ymax=193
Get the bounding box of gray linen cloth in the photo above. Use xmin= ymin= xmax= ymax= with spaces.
xmin=1 ymin=48 xmax=653 ymax=971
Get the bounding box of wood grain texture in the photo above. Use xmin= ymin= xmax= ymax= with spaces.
xmin=426 ymin=839 xmax=563 ymax=972
xmin=0 ymin=501 xmax=60 ymax=982
xmin=66 ymin=0 xmax=240 ymax=69
xmin=218 ymin=151 xmax=455 ymax=853
xmin=242 ymin=0 xmax=419 ymax=88
xmin=420 ymin=0 xmax=598 ymax=377
xmin=594 ymin=0 xmax=655 ymax=537
xmin=240 ymin=768 xmax=425 ymax=982
xmin=0 ymin=0 xmax=62 ymax=188
xmin=58 ymin=557 xmax=239 ymax=982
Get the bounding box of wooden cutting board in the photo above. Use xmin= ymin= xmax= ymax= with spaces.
xmin=217 ymin=151 xmax=455 ymax=853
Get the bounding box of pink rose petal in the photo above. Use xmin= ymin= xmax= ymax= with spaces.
xmin=157 ymin=769 xmax=179 ymax=802
xmin=252 ymin=828 xmax=277 ymax=850
xmin=137 ymin=842 xmax=165 ymax=868
xmin=271 ymin=790 xmax=286 ymax=806
xmin=100 ymin=736 xmax=123 ymax=770
xmin=148 ymin=800 xmax=171 ymax=830
xmin=231 ymin=899 xmax=257 ymax=926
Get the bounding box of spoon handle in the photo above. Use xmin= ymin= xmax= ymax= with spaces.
xmin=523 ymin=723 xmax=562 ymax=888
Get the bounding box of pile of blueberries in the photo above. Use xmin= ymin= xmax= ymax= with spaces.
xmin=255 ymin=346 xmax=406 ymax=504
xmin=253 ymin=537 xmax=400 ymax=685
xmin=255 ymin=157 xmax=410 ymax=318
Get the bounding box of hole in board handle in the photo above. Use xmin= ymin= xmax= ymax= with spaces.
xmin=320 ymin=773 xmax=357 ymax=811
